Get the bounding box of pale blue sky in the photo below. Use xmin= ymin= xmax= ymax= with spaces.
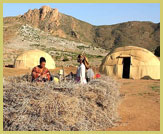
xmin=3 ymin=3 xmax=160 ymax=25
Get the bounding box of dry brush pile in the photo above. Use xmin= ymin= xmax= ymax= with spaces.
xmin=3 ymin=74 xmax=120 ymax=131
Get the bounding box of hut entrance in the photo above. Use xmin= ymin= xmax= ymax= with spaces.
xmin=122 ymin=57 xmax=131 ymax=78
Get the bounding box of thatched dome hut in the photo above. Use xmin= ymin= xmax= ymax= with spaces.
xmin=100 ymin=46 xmax=160 ymax=79
xmin=14 ymin=49 xmax=55 ymax=69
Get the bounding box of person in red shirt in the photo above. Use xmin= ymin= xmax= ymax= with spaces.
xmin=31 ymin=57 xmax=52 ymax=82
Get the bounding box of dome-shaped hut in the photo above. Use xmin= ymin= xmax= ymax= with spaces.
xmin=14 ymin=49 xmax=56 ymax=69
xmin=100 ymin=46 xmax=160 ymax=79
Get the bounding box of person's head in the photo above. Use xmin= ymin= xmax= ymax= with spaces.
xmin=40 ymin=57 xmax=46 ymax=68
xmin=77 ymin=54 xmax=89 ymax=69
xmin=77 ymin=54 xmax=83 ymax=63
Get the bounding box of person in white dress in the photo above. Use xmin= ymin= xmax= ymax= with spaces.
xmin=76 ymin=54 xmax=89 ymax=84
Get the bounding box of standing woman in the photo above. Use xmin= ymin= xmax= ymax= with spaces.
xmin=76 ymin=54 xmax=89 ymax=84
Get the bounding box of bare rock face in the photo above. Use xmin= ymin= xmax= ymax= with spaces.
xmin=50 ymin=8 xmax=59 ymax=21
xmin=50 ymin=8 xmax=60 ymax=26
xmin=52 ymin=29 xmax=67 ymax=38
xmin=22 ymin=6 xmax=60 ymax=27
xmin=23 ymin=9 xmax=40 ymax=27
xmin=40 ymin=6 xmax=52 ymax=20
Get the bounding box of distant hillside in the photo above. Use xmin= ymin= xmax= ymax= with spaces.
xmin=4 ymin=5 xmax=160 ymax=52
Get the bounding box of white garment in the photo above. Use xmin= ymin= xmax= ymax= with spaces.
xmin=76 ymin=63 xmax=87 ymax=84
xmin=86 ymin=68 xmax=95 ymax=79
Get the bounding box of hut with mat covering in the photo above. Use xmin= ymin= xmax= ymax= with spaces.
xmin=14 ymin=49 xmax=56 ymax=69
xmin=100 ymin=46 xmax=160 ymax=79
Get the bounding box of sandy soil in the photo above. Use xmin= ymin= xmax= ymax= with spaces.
xmin=106 ymin=79 xmax=160 ymax=131
xmin=3 ymin=67 xmax=160 ymax=131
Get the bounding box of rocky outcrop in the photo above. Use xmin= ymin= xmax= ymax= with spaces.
xmin=40 ymin=6 xmax=52 ymax=20
xmin=22 ymin=6 xmax=60 ymax=27
xmin=4 ymin=5 xmax=160 ymax=53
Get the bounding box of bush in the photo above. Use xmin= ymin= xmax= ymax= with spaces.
xmin=3 ymin=75 xmax=120 ymax=131
xmin=55 ymin=55 xmax=62 ymax=61
xmin=62 ymin=56 xmax=69 ymax=62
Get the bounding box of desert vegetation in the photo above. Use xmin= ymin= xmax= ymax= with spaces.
xmin=3 ymin=75 xmax=120 ymax=131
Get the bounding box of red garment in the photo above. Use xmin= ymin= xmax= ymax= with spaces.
xmin=31 ymin=65 xmax=51 ymax=82
xmin=95 ymin=74 xmax=101 ymax=79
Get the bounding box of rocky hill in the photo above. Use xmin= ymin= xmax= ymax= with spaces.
xmin=3 ymin=24 xmax=107 ymax=67
xmin=3 ymin=5 xmax=160 ymax=66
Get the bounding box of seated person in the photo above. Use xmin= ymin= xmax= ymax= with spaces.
xmin=86 ymin=67 xmax=95 ymax=82
xmin=65 ymin=54 xmax=88 ymax=83
xmin=65 ymin=55 xmax=93 ymax=83
xmin=31 ymin=57 xmax=52 ymax=82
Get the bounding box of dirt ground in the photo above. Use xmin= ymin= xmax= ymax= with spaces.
xmin=3 ymin=67 xmax=160 ymax=131
xmin=106 ymin=79 xmax=160 ymax=131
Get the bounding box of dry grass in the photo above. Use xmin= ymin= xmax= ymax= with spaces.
xmin=3 ymin=74 xmax=120 ymax=131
